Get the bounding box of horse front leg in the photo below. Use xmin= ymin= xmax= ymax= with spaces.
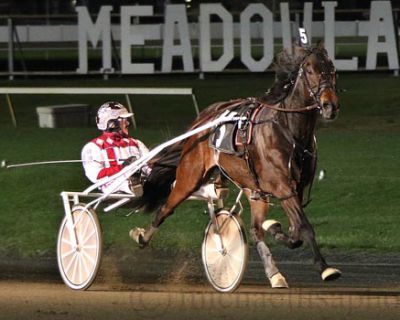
xmin=245 ymin=191 xmax=288 ymax=288
xmin=264 ymin=195 xmax=341 ymax=281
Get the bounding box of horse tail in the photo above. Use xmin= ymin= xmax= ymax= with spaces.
xmin=136 ymin=141 xmax=184 ymax=213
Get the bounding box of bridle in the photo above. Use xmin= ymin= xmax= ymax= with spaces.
xmin=301 ymin=60 xmax=337 ymax=112
xmin=258 ymin=51 xmax=337 ymax=114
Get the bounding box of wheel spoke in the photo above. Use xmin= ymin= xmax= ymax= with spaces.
xmin=217 ymin=217 xmax=231 ymax=233
xmin=220 ymin=224 xmax=239 ymax=249
xmin=81 ymin=249 xmax=96 ymax=265
xmin=71 ymin=253 xmax=80 ymax=282
xmin=81 ymin=244 xmax=97 ymax=250
xmin=226 ymin=250 xmax=243 ymax=263
xmin=215 ymin=258 xmax=229 ymax=285
xmin=82 ymin=229 xmax=96 ymax=245
xmin=78 ymin=255 xmax=83 ymax=284
xmin=73 ymin=210 xmax=85 ymax=228
xmin=80 ymin=251 xmax=91 ymax=277
xmin=224 ymin=236 xmax=242 ymax=254
xmin=225 ymin=258 xmax=238 ymax=283
xmin=64 ymin=252 xmax=78 ymax=274
xmin=62 ymin=248 xmax=76 ymax=259
xmin=206 ymin=250 xmax=223 ymax=265
xmin=226 ymin=253 xmax=241 ymax=272
xmin=80 ymin=216 xmax=91 ymax=243
xmin=61 ymin=238 xmax=75 ymax=247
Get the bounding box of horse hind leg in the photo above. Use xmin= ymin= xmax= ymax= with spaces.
xmin=131 ymin=146 xmax=207 ymax=248
xmin=245 ymin=192 xmax=288 ymax=288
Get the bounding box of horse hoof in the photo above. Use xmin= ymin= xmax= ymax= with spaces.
xmin=129 ymin=227 xmax=146 ymax=246
xmin=269 ymin=272 xmax=289 ymax=289
xmin=262 ymin=219 xmax=281 ymax=232
xmin=288 ymin=239 xmax=303 ymax=249
xmin=321 ymin=267 xmax=342 ymax=281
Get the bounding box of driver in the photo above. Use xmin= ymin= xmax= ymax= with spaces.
xmin=81 ymin=101 xmax=151 ymax=194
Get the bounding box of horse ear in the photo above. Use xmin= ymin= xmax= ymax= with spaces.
xmin=317 ymin=41 xmax=325 ymax=50
xmin=316 ymin=41 xmax=329 ymax=55
xmin=293 ymin=45 xmax=307 ymax=58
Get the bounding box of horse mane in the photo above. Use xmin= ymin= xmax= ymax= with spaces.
xmin=187 ymin=49 xmax=307 ymax=128
xmin=191 ymin=45 xmax=329 ymax=123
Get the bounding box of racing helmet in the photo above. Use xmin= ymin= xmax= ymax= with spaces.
xmin=96 ymin=101 xmax=133 ymax=131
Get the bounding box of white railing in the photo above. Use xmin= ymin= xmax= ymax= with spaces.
xmin=0 ymin=87 xmax=199 ymax=128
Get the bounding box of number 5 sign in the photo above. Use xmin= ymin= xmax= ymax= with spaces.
xmin=298 ymin=27 xmax=309 ymax=46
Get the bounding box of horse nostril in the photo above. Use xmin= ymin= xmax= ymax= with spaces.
xmin=323 ymin=102 xmax=338 ymax=113
xmin=321 ymin=101 xmax=338 ymax=120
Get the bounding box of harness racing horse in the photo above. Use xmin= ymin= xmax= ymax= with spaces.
xmin=131 ymin=43 xmax=341 ymax=288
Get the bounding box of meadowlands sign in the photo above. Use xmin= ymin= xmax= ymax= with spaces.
xmin=76 ymin=1 xmax=399 ymax=74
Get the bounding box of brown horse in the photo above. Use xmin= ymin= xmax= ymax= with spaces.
xmin=131 ymin=43 xmax=341 ymax=288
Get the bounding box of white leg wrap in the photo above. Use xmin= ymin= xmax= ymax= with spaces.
xmin=129 ymin=227 xmax=146 ymax=244
xmin=190 ymin=184 xmax=219 ymax=201
xmin=262 ymin=219 xmax=281 ymax=232
xmin=269 ymin=272 xmax=289 ymax=289
xmin=321 ymin=267 xmax=342 ymax=281
xmin=256 ymin=242 xmax=279 ymax=278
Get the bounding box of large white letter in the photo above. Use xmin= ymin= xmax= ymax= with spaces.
xmin=76 ymin=6 xmax=112 ymax=74
xmin=366 ymin=1 xmax=399 ymax=70
xmin=302 ymin=2 xmax=314 ymax=42
xmin=280 ymin=2 xmax=313 ymax=54
xmin=240 ymin=4 xmax=273 ymax=72
xmin=280 ymin=3 xmax=292 ymax=53
xmin=121 ymin=6 xmax=154 ymax=74
xmin=162 ymin=5 xmax=194 ymax=73
xmin=322 ymin=1 xmax=358 ymax=70
xmin=200 ymin=4 xmax=233 ymax=72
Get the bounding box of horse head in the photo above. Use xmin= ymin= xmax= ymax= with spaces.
xmin=295 ymin=43 xmax=339 ymax=121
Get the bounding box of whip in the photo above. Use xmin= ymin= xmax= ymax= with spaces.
xmin=1 ymin=159 xmax=129 ymax=169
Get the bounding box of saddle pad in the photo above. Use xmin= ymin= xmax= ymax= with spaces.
xmin=209 ymin=120 xmax=240 ymax=155
xmin=209 ymin=102 xmax=261 ymax=156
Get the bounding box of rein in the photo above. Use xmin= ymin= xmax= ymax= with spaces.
xmin=256 ymin=99 xmax=319 ymax=113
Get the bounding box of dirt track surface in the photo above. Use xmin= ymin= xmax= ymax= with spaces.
xmin=0 ymin=281 xmax=399 ymax=320
xmin=0 ymin=249 xmax=399 ymax=319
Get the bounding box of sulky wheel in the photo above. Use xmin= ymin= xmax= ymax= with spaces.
xmin=202 ymin=209 xmax=248 ymax=293
xmin=57 ymin=204 xmax=102 ymax=290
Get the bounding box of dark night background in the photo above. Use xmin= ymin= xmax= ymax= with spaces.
xmin=1 ymin=1 xmax=399 ymax=15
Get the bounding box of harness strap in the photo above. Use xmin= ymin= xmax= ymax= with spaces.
xmin=243 ymin=148 xmax=260 ymax=190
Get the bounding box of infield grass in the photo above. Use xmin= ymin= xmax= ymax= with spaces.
xmin=0 ymin=72 xmax=399 ymax=258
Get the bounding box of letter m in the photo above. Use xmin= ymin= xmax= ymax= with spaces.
xmin=76 ymin=6 xmax=112 ymax=74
